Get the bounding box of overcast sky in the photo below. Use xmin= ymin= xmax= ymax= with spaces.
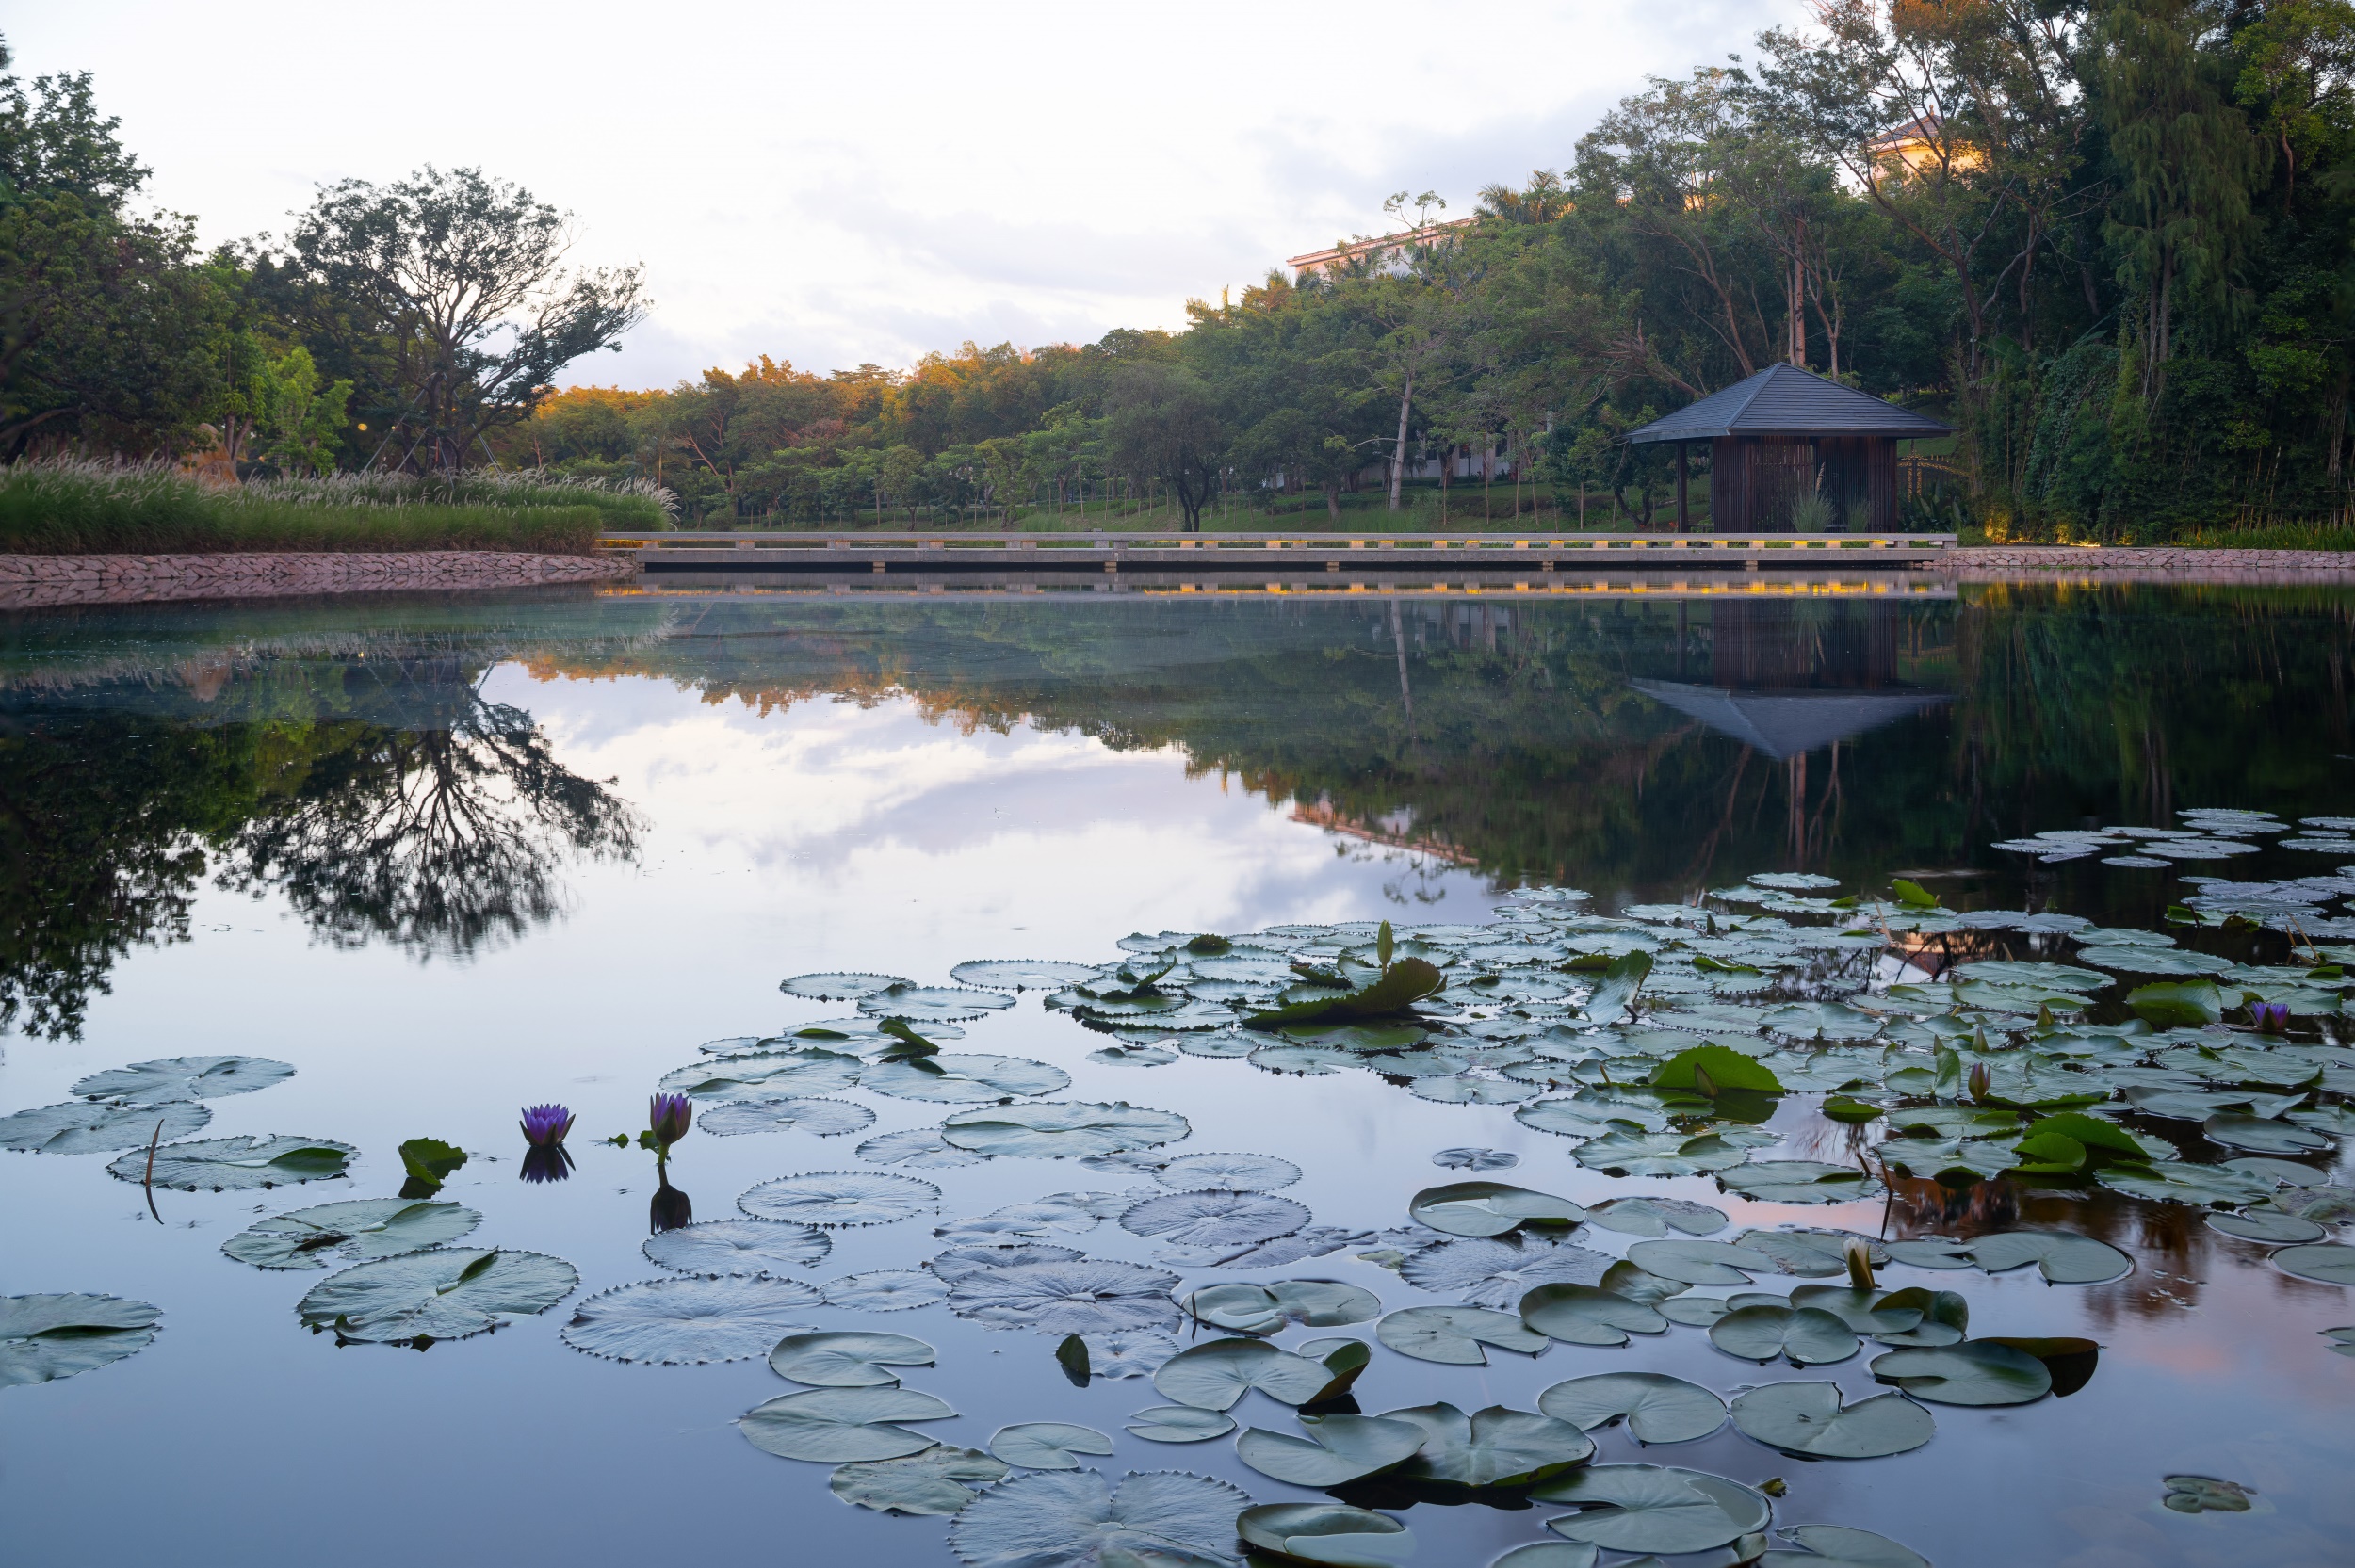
xmin=13 ymin=1 xmax=1805 ymax=390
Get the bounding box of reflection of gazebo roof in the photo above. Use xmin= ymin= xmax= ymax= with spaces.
xmin=1632 ymin=678 xmax=1950 ymax=760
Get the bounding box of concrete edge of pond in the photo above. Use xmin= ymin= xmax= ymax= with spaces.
xmin=1939 ymin=545 xmax=2355 ymax=580
xmin=0 ymin=551 xmax=637 ymax=609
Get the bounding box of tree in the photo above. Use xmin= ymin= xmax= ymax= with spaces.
xmin=1102 ymin=364 xmax=1225 ymax=530
xmin=282 ymin=166 xmax=646 ymax=472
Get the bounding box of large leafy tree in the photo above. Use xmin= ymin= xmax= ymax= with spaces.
xmin=280 ymin=165 xmax=645 ymax=472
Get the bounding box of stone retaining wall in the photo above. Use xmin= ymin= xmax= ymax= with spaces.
xmin=1938 ymin=545 xmax=2355 ymax=581
xmin=0 ymin=551 xmax=638 ymax=609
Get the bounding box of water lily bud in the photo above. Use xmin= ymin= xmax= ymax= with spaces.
xmin=519 ymin=1103 xmax=574 ymax=1147
xmin=1844 ymin=1239 xmax=1877 ymax=1291
xmin=1967 ymin=1062 xmax=1991 ymax=1103
xmin=647 ymin=1092 xmax=693 ymax=1147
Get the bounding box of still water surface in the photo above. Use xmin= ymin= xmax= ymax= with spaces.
xmin=1 ymin=583 xmax=2349 ymax=1568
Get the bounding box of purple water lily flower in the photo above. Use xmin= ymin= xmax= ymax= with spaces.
xmin=519 ymin=1104 xmax=575 ymax=1147
xmin=2253 ymin=1001 xmax=2291 ymax=1034
xmin=648 ymin=1092 xmax=693 ymax=1147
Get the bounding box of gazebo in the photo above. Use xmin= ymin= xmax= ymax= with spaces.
xmin=1625 ymin=364 xmax=1953 ymax=532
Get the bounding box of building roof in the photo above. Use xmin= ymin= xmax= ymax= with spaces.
xmin=1286 ymin=218 xmax=1479 ymax=275
xmin=1631 ymin=678 xmax=1951 ymax=760
xmin=1626 ymin=364 xmax=1954 ymax=444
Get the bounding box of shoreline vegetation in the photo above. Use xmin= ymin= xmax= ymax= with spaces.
xmin=0 ymin=462 xmax=668 ymax=556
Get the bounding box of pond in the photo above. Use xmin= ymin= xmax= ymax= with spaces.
xmin=1 ymin=580 xmax=2350 ymax=1568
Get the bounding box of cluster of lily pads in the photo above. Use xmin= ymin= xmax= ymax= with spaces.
xmin=1991 ymin=808 xmax=2355 ymax=877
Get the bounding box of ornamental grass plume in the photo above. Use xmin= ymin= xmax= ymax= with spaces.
xmin=519 ymin=1104 xmax=575 ymax=1147
xmin=647 ymin=1092 xmax=693 ymax=1148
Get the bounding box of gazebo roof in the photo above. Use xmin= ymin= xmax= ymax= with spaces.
xmin=1631 ymin=679 xmax=1952 ymax=760
xmin=1626 ymin=364 xmax=1954 ymax=444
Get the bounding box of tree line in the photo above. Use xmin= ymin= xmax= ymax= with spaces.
xmin=7 ymin=2 xmax=2355 ymax=539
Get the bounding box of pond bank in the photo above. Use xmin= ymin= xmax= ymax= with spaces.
xmin=1941 ymin=544 xmax=2355 ymax=580
xmin=0 ymin=550 xmax=636 ymax=609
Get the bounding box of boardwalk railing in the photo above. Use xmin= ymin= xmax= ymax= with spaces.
xmin=599 ymin=530 xmax=1957 ymax=574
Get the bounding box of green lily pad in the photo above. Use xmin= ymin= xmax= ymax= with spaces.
xmin=1 ymin=1098 xmax=210 ymax=1156
xmin=1951 ymin=961 xmax=2110 ymax=991
xmin=1709 ymin=1305 xmax=1860 ymax=1365
xmin=107 ymin=1134 xmax=354 ymax=1191
xmin=1785 ymin=1285 xmax=1928 ymax=1337
xmin=739 ymin=1385 xmax=955 ymax=1463
xmin=1491 ymin=1543 xmax=1600 ymax=1568
xmin=782 ymin=971 xmax=915 ymax=1000
xmin=296 ymin=1248 xmax=577 ymax=1343
xmin=1152 ymin=1336 xmax=1346 ymax=1410
xmin=1381 ymin=1401 xmax=1595 ymax=1488
xmin=1533 ymin=1464 xmax=1773 ymax=1555
xmin=1238 ymin=1503 xmax=1416 ymax=1567
xmin=941 ymin=1101 xmax=1191 ymax=1158
xmin=2097 ymin=1162 xmax=2277 ymax=1206
xmin=1182 ymin=1279 xmax=1381 ymax=1334
xmin=1859 ymin=1287 xmax=1968 ymax=1346
xmin=1728 ymin=1382 xmax=1933 ymax=1457
xmin=948 ymin=1256 xmax=1183 ymax=1336
xmin=2160 ymin=1475 xmax=2255 ymax=1514
xmin=1377 ymin=1304 xmax=1551 ymax=1365
xmin=560 ymin=1275 xmax=822 ymax=1364
xmin=989 ymin=1422 xmax=1115 ymax=1470
xmin=1574 ymin=1131 xmax=1750 ymax=1177
xmin=1410 ymin=1181 xmax=1586 ymax=1237
xmin=829 ymin=1446 xmax=1007 ymax=1515
xmin=1535 ymin=1372 xmax=1726 ymax=1443
xmin=1519 ymin=1285 xmax=1667 ymax=1347
xmin=738 ymin=1171 xmax=940 ymax=1227
xmin=1716 ymin=1163 xmax=1880 ymax=1204
xmin=1734 ymin=1232 xmax=1886 ymax=1279
xmin=1626 ymin=1239 xmax=1776 ymax=1285
xmin=950 ymin=961 xmax=1103 ymax=990
xmin=69 ymin=1055 xmax=295 ymax=1105
xmin=658 ymin=1049 xmax=864 ymax=1101
xmin=1761 ymin=1003 xmax=1883 ymax=1042
xmin=1584 ymin=1197 xmax=1729 ymax=1237
xmin=1651 ymin=1045 xmax=1783 ymax=1094
xmin=1156 ymin=1152 xmax=1302 ymax=1190
xmin=0 ymin=1294 xmax=161 ymax=1387
xmin=942 ymin=1469 xmax=1253 ymax=1563
xmin=2205 ymin=1113 xmax=2331 ymax=1155
xmin=699 ymin=1097 xmax=877 ymax=1139
xmin=222 ymin=1199 xmax=480 ymax=1269
xmin=642 ymin=1218 xmax=831 ymax=1276
xmin=763 ymin=1329 xmax=935 ymax=1386
xmin=1962 ymin=1230 xmax=2133 ymax=1285
xmin=1122 ymin=1188 xmax=1310 ymax=1251
xmin=1756 ymin=1524 xmax=1930 ymax=1568
xmin=2087 ymin=948 xmax=2233 ymax=977
xmin=1126 ymin=1405 xmax=1237 ymax=1442
xmin=1238 ymin=1414 xmax=1427 ymax=1487
xmin=2205 ymin=1209 xmax=2326 ymax=1243
xmin=1869 ymin=1340 xmax=2052 ymax=1404
xmin=861 ymin=1055 xmax=1072 ymax=1104
xmin=1402 ymin=1236 xmax=1613 ymax=1309
xmin=2274 ymin=1244 xmax=2355 ymax=1285
xmin=2126 ymin=981 xmax=2225 ymax=1026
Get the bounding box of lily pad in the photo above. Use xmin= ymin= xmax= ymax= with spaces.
xmin=1238 ymin=1414 xmax=1428 ymax=1487
xmin=941 ymin=1101 xmax=1191 ymax=1158
xmin=1490 ymin=1545 xmax=1599 ymax=1568
xmin=1372 ymin=1302 xmax=1548 ymax=1365
xmin=1574 ymin=1131 xmax=1750 ymax=1178
xmin=642 ymin=1218 xmax=831 ymax=1275
xmin=2 ymin=1098 xmax=210 ymax=1156
xmin=830 ymin=1446 xmax=1008 ymax=1515
xmin=1382 ymin=1402 xmax=1596 ymax=1488
xmin=111 ymin=1134 xmax=354 ymax=1191
xmin=2274 ymin=1244 xmax=2355 ymax=1285
xmin=1626 ymin=1239 xmax=1777 ymax=1286
xmin=949 ymin=1256 xmax=1185 ymax=1336
xmin=740 ymin=1384 xmax=955 ymax=1463
xmin=1735 ymin=1232 xmax=1886 ymax=1279
xmin=2126 ymin=980 xmax=2225 ymax=1026
xmin=1728 ymin=1382 xmax=1933 ymax=1458
xmin=1127 ymin=1405 xmax=1238 ymax=1442
xmin=2096 ymin=1162 xmax=2276 ymax=1206
xmin=1533 ymin=1464 xmax=1773 ymax=1555
xmin=782 ymin=971 xmax=915 ymax=1000
xmin=1122 ymin=1189 xmax=1310 ymax=1250
xmin=950 ymin=960 xmax=1104 ymax=990
xmin=561 ymin=1275 xmax=822 ymax=1364
xmin=738 ymin=1172 xmax=940 ymax=1227
xmin=1584 ymin=1198 xmax=1729 ymax=1238
xmin=1536 ymin=1372 xmax=1726 ymax=1444
xmin=1153 ymin=1336 xmax=1347 ymax=1410
xmin=1869 ymin=1340 xmax=2051 ymax=1404
xmin=1156 ymin=1152 xmax=1302 ymax=1191
xmin=69 ymin=1055 xmax=295 ymax=1105
xmin=1402 ymin=1236 xmax=1613 ymax=1310
xmin=822 ymin=1270 xmax=952 ymax=1310
xmin=770 ymin=1329 xmax=937 ymax=1386
xmin=1238 ymin=1503 xmax=1416 ymax=1567
xmin=1519 ymin=1285 xmax=1669 ymax=1347
xmin=863 ymin=1055 xmax=1073 ymax=1104
xmin=991 ymin=1422 xmax=1117 ymax=1470
xmin=861 ymin=984 xmax=1017 ymax=1021
xmin=856 ymin=1127 xmax=988 ymax=1169
xmin=1716 ymin=1162 xmax=1880 ymax=1205
xmin=297 ymin=1248 xmax=577 ymax=1343
xmin=0 ymin=1294 xmax=161 ymax=1387
xmin=699 ymin=1097 xmax=878 ymax=1138
xmin=222 ymin=1199 xmax=480 ymax=1269
xmin=2205 ymin=1210 xmax=2326 ymax=1243
xmin=1962 ymin=1230 xmax=2133 ymax=1285
xmin=1433 ymin=1147 xmax=1520 ymax=1172
xmin=1182 ymin=1280 xmax=1381 ymax=1334
xmin=1709 ymin=1305 xmax=1860 ymax=1365
xmin=658 ymin=1050 xmax=863 ymax=1101
xmin=2205 ymin=1113 xmax=2331 ymax=1155
xmin=946 ymin=1468 xmax=1252 ymax=1568
xmin=1409 ymin=1182 xmax=1586 ymax=1237
xmin=1757 ymin=1525 xmax=1931 ymax=1568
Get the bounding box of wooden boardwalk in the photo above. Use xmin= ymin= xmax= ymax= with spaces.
xmin=601 ymin=529 xmax=1957 ymax=576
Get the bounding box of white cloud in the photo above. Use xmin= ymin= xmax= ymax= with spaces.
xmin=12 ymin=0 xmax=1805 ymax=385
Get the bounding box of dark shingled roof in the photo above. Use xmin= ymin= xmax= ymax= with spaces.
xmin=1626 ymin=364 xmax=1954 ymax=443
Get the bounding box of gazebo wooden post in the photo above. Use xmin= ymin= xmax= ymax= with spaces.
xmin=1675 ymin=445 xmax=1689 ymax=534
